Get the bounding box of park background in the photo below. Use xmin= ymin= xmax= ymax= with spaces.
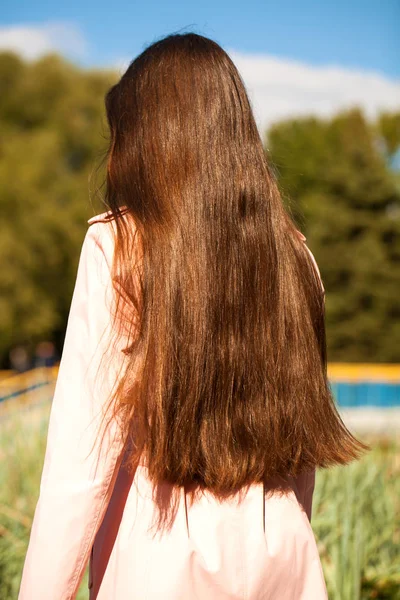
xmin=0 ymin=1 xmax=399 ymax=598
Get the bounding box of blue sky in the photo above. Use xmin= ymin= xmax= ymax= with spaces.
xmin=1 ymin=1 xmax=399 ymax=133
xmin=3 ymin=0 xmax=399 ymax=76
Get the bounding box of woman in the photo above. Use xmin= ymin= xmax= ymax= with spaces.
xmin=19 ymin=32 xmax=366 ymax=599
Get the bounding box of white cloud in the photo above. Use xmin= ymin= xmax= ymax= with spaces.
xmin=227 ymin=50 xmax=400 ymax=135
xmin=1 ymin=23 xmax=398 ymax=134
xmin=0 ymin=22 xmax=88 ymax=61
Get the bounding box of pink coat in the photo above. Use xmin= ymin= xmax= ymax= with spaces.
xmin=19 ymin=211 xmax=328 ymax=599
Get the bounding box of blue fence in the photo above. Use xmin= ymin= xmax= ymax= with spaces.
xmin=330 ymin=381 xmax=400 ymax=408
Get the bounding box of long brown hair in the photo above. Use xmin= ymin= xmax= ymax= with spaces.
xmin=98 ymin=32 xmax=366 ymax=497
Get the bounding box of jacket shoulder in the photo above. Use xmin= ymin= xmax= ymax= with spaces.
xmin=293 ymin=229 xmax=324 ymax=294
xmin=295 ymin=229 xmax=306 ymax=242
xmin=85 ymin=211 xmax=118 ymax=268
xmin=87 ymin=205 xmax=132 ymax=226
xmin=87 ymin=209 xmax=115 ymax=225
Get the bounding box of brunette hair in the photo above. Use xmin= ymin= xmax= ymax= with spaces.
xmin=98 ymin=32 xmax=366 ymax=497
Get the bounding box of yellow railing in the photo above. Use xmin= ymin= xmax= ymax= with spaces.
xmin=327 ymin=363 xmax=400 ymax=383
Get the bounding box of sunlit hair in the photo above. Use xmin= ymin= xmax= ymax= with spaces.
xmin=98 ymin=32 xmax=366 ymax=497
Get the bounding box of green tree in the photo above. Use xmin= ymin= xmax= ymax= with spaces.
xmin=267 ymin=108 xmax=400 ymax=361
xmin=377 ymin=111 xmax=400 ymax=159
xmin=0 ymin=51 xmax=117 ymax=364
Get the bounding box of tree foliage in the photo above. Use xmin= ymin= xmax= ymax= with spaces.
xmin=267 ymin=109 xmax=400 ymax=361
xmin=0 ymin=52 xmax=117 ymax=363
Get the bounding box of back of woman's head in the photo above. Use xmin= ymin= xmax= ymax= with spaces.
xmin=101 ymin=32 xmax=365 ymax=496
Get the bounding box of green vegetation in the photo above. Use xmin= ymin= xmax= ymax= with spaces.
xmin=0 ymin=404 xmax=89 ymax=599
xmin=0 ymin=51 xmax=399 ymax=364
xmin=0 ymin=405 xmax=399 ymax=599
xmin=267 ymin=110 xmax=400 ymax=362
xmin=313 ymin=440 xmax=400 ymax=599
xmin=0 ymin=51 xmax=117 ymax=362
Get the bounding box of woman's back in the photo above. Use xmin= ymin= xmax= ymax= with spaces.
xmin=19 ymin=213 xmax=326 ymax=599
xmin=85 ymin=215 xmax=327 ymax=600
xmin=93 ymin=465 xmax=326 ymax=599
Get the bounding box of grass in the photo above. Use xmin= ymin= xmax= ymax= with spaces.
xmin=0 ymin=402 xmax=399 ymax=599
xmin=0 ymin=403 xmax=89 ymax=600
xmin=313 ymin=437 xmax=400 ymax=599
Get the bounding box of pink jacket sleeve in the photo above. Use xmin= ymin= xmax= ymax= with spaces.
xmin=19 ymin=221 xmax=127 ymax=600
